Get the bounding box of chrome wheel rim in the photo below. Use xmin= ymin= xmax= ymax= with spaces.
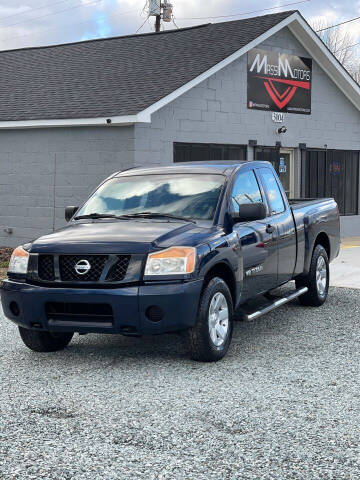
xmin=208 ymin=292 xmax=229 ymax=347
xmin=316 ymin=256 xmax=327 ymax=296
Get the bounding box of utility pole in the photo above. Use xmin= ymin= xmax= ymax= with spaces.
xmin=155 ymin=13 xmax=161 ymax=32
xmin=148 ymin=0 xmax=173 ymax=33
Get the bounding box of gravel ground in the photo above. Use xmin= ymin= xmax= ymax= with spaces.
xmin=0 ymin=286 xmax=359 ymax=480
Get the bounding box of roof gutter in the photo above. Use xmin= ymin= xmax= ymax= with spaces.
xmin=0 ymin=112 xmax=152 ymax=129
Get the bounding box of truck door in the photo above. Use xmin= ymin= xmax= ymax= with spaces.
xmin=258 ymin=167 xmax=297 ymax=285
xmin=230 ymin=169 xmax=278 ymax=300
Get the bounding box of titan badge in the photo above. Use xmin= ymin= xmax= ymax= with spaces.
xmin=245 ymin=265 xmax=264 ymax=277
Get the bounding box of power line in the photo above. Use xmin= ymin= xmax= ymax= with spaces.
xmin=0 ymin=0 xmax=105 ymax=30
xmin=3 ymin=7 xmax=139 ymax=45
xmin=316 ymin=16 xmax=360 ymax=32
xmin=176 ymin=0 xmax=311 ymax=21
xmin=0 ymin=0 xmax=78 ymax=24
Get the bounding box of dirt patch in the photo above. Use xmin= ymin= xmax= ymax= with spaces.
xmin=0 ymin=247 xmax=13 ymax=280
xmin=0 ymin=267 xmax=7 ymax=280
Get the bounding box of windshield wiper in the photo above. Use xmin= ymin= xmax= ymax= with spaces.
xmin=74 ymin=212 xmax=196 ymax=223
xmin=74 ymin=213 xmax=127 ymax=220
xmin=120 ymin=212 xmax=196 ymax=224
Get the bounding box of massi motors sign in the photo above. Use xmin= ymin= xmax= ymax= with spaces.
xmin=247 ymin=48 xmax=312 ymax=114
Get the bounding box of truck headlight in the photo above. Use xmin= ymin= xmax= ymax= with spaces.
xmin=145 ymin=247 xmax=196 ymax=276
xmin=8 ymin=246 xmax=29 ymax=274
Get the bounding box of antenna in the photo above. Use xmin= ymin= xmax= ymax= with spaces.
xmin=147 ymin=0 xmax=173 ymax=32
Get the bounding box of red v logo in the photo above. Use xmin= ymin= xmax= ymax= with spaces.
xmin=256 ymin=76 xmax=310 ymax=110
xmin=264 ymin=80 xmax=298 ymax=110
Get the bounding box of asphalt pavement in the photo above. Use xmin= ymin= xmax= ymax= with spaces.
xmin=0 ymin=286 xmax=359 ymax=480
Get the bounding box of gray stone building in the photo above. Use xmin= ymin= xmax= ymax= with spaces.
xmin=0 ymin=10 xmax=359 ymax=247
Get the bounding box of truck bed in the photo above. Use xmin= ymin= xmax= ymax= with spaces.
xmin=288 ymin=198 xmax=334 ymax=210
xmin=288 ymin=196 xmax=340 ymax=278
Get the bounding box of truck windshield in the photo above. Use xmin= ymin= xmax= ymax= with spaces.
xmin=76 ymin=174 xmax=224 ymax=221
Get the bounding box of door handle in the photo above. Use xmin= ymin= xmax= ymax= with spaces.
xmin=266 ymin=224 xmax=275 ymax=234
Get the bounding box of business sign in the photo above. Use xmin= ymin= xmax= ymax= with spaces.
xmin=247 ymin=49 xmax=312 ymax=115
xmin=279 ymin=157 xmax=286 ymax=173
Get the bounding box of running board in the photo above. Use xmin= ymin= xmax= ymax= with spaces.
xmin=244 ymin=287 xmax=308 ymax=321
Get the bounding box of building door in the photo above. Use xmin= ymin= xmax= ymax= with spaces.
xmin=254 ymin=146 xmax=294 ymax=197
xmin=303 ymin=149 xmax=359 ymax=215
xmin=278 ymin=149 xmax=294 ymax=197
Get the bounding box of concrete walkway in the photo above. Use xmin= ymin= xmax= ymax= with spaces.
xmin=330 ymin=237 xmax=360 ymax=289
xmin=340 ymin=216 xmax=360 ymax=238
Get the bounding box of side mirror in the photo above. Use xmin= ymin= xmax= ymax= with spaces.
xmin=231 ymin=202 xmax=267 ymax=224
xmin=65 ymin=206 xmax=79 ymax=222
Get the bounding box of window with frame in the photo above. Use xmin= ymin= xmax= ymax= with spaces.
xmin=230 ymin=170 xmax=262 ymax=212
xmin=174 ymin=142 xmax=247 ymax=163
xmin=260 ymin=168 xmax=285 ymax=214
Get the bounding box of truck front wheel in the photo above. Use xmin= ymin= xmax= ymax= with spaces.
xmin=186 ymin=277 xmax=233 ymax=362
xmin=296 ymin=244 xmax=329 ymax=306
xmin=18 ymin=327 xmax=74 ymax=352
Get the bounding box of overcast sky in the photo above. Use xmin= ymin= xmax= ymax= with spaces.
xmin=0 ymin=0 xmax=358 ymax=54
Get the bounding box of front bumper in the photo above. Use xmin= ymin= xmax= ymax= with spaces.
xmin=1 ymin=279 xmax=203 ymax=335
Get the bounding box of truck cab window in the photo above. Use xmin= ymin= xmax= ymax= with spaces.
xmin=230 ymin=170 xmax=262 ymax=211
xmin=260 ymin=168 xmax=285 ymax=215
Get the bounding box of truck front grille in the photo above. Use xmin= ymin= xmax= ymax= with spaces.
xmin=38 ymin=255 xmax=55 ymax=281
xmin=36 ymin=254 xmax=131 ymax=284
xmin=106 ymin=256 xmax=131 ymax=282
xmin=59 ymin=255 xmax=107 ymax=282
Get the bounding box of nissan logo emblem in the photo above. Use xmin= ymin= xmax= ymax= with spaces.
xmin=74 ymin=259 xmax=91 ymax=275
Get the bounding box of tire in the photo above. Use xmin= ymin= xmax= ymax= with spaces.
xmin=186 ymin=277 xmax=233 ymax=362
xmin=18 ymin=327 xmax=73 ymax=352
xmin=296 ymin=244 xmax=329 ymax=307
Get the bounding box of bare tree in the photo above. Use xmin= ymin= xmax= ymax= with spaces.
xmin=311 ymin=18 xmax=360 ymax=84
xmin=349 ymin=63 xmax=360 ymax=84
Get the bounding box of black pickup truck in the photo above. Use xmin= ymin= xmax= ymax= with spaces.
xmin=1 ymin=161 xmax=340 ymax=361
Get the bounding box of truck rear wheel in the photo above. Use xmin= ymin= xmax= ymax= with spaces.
xmin=296 ymin=244 xmax=329 ymax=306
xmin=18 ymin=327 xmax=74 ymax=352
xmin=186 ymin=277 xmax=233 ymax=362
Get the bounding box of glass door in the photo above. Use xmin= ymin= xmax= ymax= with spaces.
xmin=278 ymin=149 xmax=294 ymax=198
xmin=254 ymin=147 xmax=294 ymax=198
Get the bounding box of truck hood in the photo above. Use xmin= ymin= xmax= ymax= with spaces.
xmin=29 ymin=219 xmax=221 ymax=254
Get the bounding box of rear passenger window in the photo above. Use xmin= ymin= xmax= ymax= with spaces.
xmin=230 ymin=170 xmax=262 ymax=211
xmin=260 ymin=168 xmax=285 ymax=214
